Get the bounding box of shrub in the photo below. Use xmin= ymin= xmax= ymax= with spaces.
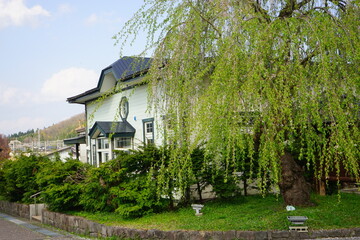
xmin=80 ymin=145 xmax=171 ymax=218
xmin=80 ymin=157 xmax=124 ymax=212
xmin=36 ymin=158 xmax=88 ymax=211
xmin=1 ymin=155 xmax=50 ymax=203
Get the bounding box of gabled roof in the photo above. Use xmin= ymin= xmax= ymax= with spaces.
xmin=89 ymin=121 xmax=136 ymax=139
xmin=110 ymin=56 xmax=151 ymax=80
xmin=67 ymin=56 xmax=152 ymax=104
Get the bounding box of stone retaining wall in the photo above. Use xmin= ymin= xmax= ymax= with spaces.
xmin=42 ymin=209 xmax=360 ymax=240
xmin=1 ymin=201 xmax=359 ymax=240
xmin=0 ymin=200 xmax=29 ymax=219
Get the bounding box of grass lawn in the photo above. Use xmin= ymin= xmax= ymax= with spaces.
xmin=69 ymin=193 xmax=360 ymax=231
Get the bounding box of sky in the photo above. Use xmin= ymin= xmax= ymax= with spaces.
xmin=0 ymin=0 xmax=147 ymax=135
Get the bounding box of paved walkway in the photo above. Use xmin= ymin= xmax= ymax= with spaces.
xmin=0 ymin=212 xmax=88 ymax=240
xmin=306 ymin=238 xmax=360 ymax=240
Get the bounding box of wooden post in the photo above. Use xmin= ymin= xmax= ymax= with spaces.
xmin=75 ymin=144 xmax=80 ymax=160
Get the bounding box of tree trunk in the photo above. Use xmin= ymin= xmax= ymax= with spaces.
xmin=279 ymin=152 xmax=312 ymax=206
xmin=196 ymin=181 xmax=203 ymax=203
xmin=243 ymin=178 xmax=248 ymax=196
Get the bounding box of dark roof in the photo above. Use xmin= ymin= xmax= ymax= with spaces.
xmin=67 ymin=56 xmax=152 ymax=104
xmin=63 ymin=135 xmax=86 ymax=145
xmin=110 ymin=56 xmax=151 ymax=81
xmin=89 ymin=121 xmax=136 ymax=139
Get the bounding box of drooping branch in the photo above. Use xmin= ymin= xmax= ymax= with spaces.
xmin=279 ymin=0 xmax=312 ymax=18
xmin=187 ymin=0 xmax=222 ymax=38
xmin=114 ymin=0 xmax=360 ymax=203
xmin=249 ymin=0 xmax=271 ymax=23
xmin=300 ymin=50 xmax=317 ymax=67
xmin=328 ymin=0 xmax=346 ymax=11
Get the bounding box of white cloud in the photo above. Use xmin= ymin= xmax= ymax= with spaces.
xmin=0 ymin=0 xmax=50 ymax=29
xmin=0 ymin=86 xmax=17 ymax=104
xmin=84 ymin=12 xmax=124 ymax=26
xmin=0 ymin=116 xmax=46 ymax=135
xmin=85 ymin=13 xmax=99 ymax=25
xmin=57 ymin=3 xmax=73 ymax=15
xmin=41 ymin=67 xmax=98 ymax=102
xmin=0 ymin=84 xmax=37 ymax=105
xmin=0 ymin=67 xmax=98 ymax=105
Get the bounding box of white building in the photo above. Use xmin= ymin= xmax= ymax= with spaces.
xmin=66 ymin=57 xmax=161 ymax=166
xmin=45 ymin=146 xmax=73 ymax=162
xmin=63 ymin=127 xmax=87 ymax=162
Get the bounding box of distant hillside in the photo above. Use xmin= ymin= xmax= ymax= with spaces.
xmin=9 ymin=113 xmax=85 ymax=142
xmin=41 ymin=113 xmax=85 ymax=140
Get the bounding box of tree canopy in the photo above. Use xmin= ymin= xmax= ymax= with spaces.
xmin=0 ymin=134 xmax=10 ymax=164
xmin=115 ymin=0 xmax=360 ymax=203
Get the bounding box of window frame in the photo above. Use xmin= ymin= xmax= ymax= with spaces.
xmin=114 ymin=137 xmax=132 ymax=149
xmin=142 ymin=118 xmax=154 ymax=145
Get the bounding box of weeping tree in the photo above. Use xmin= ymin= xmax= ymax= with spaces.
xmin=115 ymin=0 xmax=360 ymax=205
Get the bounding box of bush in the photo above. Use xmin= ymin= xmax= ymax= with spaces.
xmin=80 ymin=145 xmax=171 ymax=218
xmin=111 ymin=175 xmax=169 ymax=218
xmin=0 ymin=144 xmax=250 ymax=217
xmin=80 ymin=157 xmax=124 ymax=212
xmin=36 ymin=158 xmax=88 ymax=211
xmin=1 ymin=155 xmax=50 ymax=203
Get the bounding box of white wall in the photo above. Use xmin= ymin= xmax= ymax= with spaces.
xmin=79 ymin=143 xmax=87 ymax=163
xmin=85 ymin=77 xmax=164 ymax=165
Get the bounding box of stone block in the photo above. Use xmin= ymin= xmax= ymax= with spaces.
xmin=147 ymin=229 xmax=166 ymax=239
xmin=236 ymin=230 xmax=257 ymax=240
xmin=78 ymin=218 xmax=87 ymax=230
xmin=135 ymin=229 xmax=150 ymax=239
xmin=161 ymin=230 xmax=177 ymax=240
xmin=187 ymin=230 xmax=206 ymax=240
xmin=254 ymin=231 xmax=268 ymax=240
xmin=113 ymin=227 xmax=127 ymax=238
xmin=89 ymin=232 xmax=99 ymax=238
xmin=87 ymin=220 xmax=100 ymax=233
xmin=207 ymin=231 xmax=224 ymax=240
xmin=271 ymin=230 xmax=290 ymax=239
xmin=174 ymin=230 xmax=191 ymax=240
xmin=101 ymin=225 xmax=108 ymax=237
xmin=223 ymin=230 xmax=236 ymax=240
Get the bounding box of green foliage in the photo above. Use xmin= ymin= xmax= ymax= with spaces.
xmin=0 ymin=134 xmax=10 ymax=163
xmin=36 ymin=158 xmax=89 ymax=211
xmin=1 ymin=155 xmax=50 ymax=203
xmin=111 ymin=146 xmax=170 ymax=218
xmin=80 ymin=145 xmax=171 ymax=218
xmin=190 ymin=147 xmax=242 ymax=199
xmin=111 ymin=176 xmax=168 ymax=218
xmin=114 ymin=0 xmax=360 ymax=195
xmin=80 ymin=156 xmax=125 ymax=212
xmin=0 ymin=165 xmax=6 ymax=197
xmin=0 ymin=147 xmax=174 ymax=217
xmin=209 ymin=174 xmax=241 ymax=199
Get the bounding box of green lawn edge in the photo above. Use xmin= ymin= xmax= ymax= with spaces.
xmin=67 ymin=193 xmax=360 ymax=232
